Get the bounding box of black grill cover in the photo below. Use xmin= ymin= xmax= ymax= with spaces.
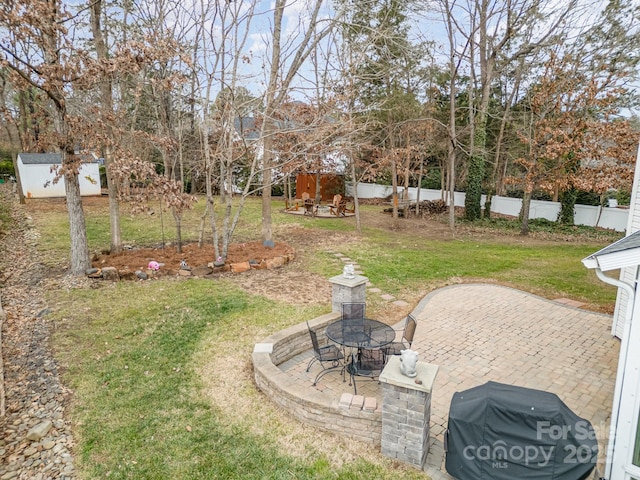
xmin=445 ymin=382 xmax=598 ymax=480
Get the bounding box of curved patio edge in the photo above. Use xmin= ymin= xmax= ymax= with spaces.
xmin=252 ymin=312 xmax=383 ymax=445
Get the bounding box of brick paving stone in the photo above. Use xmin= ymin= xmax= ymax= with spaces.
xmin=277 ymin=284 xmax=618 ymax=477
xmin=363 ymin=397 xmax=377 ymax=411
xmin=339 ymin=393 xmax=353 ymax=408
xmin=351 ymin=395 xmax=365 ymax=409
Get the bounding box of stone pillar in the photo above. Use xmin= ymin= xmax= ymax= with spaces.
xmin=379 ymin=356 xmax=438 ymax=469
xmin=328 ymin=274 xmax=368 ymax=314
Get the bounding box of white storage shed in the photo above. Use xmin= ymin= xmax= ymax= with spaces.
xmin=17 ymin=153 xmax=101 ymax=198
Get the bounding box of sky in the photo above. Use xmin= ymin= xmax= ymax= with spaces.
xmin=54 ymin=0 xmax=640 ymax=116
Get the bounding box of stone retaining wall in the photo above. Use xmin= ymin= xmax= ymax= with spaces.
xmin=91 ymin=252 xmax=295 ymax=281
xmin=252 ymin=312 xmax=384 ymax=445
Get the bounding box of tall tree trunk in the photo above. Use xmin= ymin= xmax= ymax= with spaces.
xmin=42 ymin=0 xmax=91 ymax=275
xmin=465 ymin=19 xmax=481 ymax=221
xmin=89 ymin=0 xmax=122 ymax=253
xmin=445 ymin=0 xmax=458 ymax=234
xmin=259 ymin=0 xmax=286 ymax=246
xmin=260 ymin=0 xmax=284 ymax=246
xmin=172 ymin=209 xmax=183 ymax=253
xmin=558 ymin=188 xmax=577 ymax=225
xmin=11 ymin=153 xmax=25 ymax=204
xmin=315 ymin=170 xmax=321 ymax=204
xmin=391 ymin=156 xmax=399 ymax=229
xmin=403 ymin=156 xmax=410 ymax=218
xmin=63 ymin=153 xmax=91 ymax=274
xmin=349 ymin=154 xmax=362 ymax=233
xmin=416 ymin=159 xmax=423 ymax=216
xmin=260 ymin=0 xmax=331 ymax=244
xmin=261 ymin=133 xmax=274 ymax=246
xmin=520 ymin=190 xmax=532 ymax=236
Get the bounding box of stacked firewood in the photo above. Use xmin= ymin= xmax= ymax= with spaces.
xmin=383 ymin=199 xmax=448 ymax=217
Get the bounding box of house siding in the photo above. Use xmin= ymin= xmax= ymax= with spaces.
xmin=611 ymin=144 xmax=640 ymax=339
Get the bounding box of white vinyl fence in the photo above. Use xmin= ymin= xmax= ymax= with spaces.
xmin=348 ymin=183 xmax=628 ymax=232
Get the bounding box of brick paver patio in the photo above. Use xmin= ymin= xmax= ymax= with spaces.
xmin=279 ymin=283 xmax=619 ymax=479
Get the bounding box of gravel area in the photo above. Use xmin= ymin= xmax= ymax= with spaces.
xmin=0 ymin=186 xmax=78 ymax=480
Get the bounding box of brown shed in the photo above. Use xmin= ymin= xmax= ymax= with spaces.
xmin=295 ymin=173 xmax=344 ymax=202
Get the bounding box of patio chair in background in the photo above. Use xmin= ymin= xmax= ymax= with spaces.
xmin=341 ymin=302 xmax=366 ymax=320
xmin=301 ymin=192 xmax=317 ymax=216
xmin=303 ymin=200 xmax=317 ymax=216
xmin=328 ymin=194 xmax=342 ymax=215
xmin=334 ymin=199 xmax=347 ymax=217
xmin=284 ymin=198 xmax=299 ymax=211
xmin=347 ymin=348 xmax=385 ymax=395
xmin=341 ymin=302 xmax=366 ymax=341
xmin=306 ymin=322 xmax=345 ymax=386
xmin=384 ymin=313 xmax=417 ymax=357
xmin=344 ymin=197 xmax=355 ymax=214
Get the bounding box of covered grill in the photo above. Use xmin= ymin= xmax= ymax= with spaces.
xmin=445 ymin=381 xmax=598 ymax=480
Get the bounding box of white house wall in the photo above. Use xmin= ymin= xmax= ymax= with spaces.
xmin=19 ymin=163 xmax=101 ymax=198
xmin=611 ymin=143 xmax=640 ymax=339
xmin=349 ymin=183 xmax=629 ymax=232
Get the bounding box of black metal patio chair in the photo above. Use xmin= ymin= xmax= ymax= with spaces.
xmin=340 ymin=302 xmax=366 ymax=341
xmin=306 ymin=322 xmax=345 ymax=386
xmin=384 ymin=313 xmax=417 ymax=357
xmin=341 ymin=302 xmax=365 ymax=320
xmin=347 ymin=348 xmax=386 ymax=395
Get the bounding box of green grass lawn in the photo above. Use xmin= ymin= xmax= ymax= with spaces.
xmin=35 ymin=196 xmax=622 ymax=479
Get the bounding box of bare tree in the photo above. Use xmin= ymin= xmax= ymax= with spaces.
xmin=259 ymin=0 xmax=336 ymax=245
xmin=89 ymin=0 xmax=122 ymax=253
xmin=187 ymin=0 xmax=266 ymax=262
xmin=0 ymin=0 xmax=91 ymax=274
xmin=0 ymin=70 xmax=26 ymax=204
xmin=512 ymin=51 xmax=637 ymax=235
xmin=456 ymin=0 xmax=579 ymax=221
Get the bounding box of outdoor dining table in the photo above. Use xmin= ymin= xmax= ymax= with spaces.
xmin=325 ymin=317 xmax=396 ymax=350
xmin=325 ymin=318 xmax=396 ymax=393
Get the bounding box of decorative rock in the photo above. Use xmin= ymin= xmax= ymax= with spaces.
xmin=41 ymin=440 xmax=55 ymax=450
xmin=191 ymin=266 xmax=213 ymax=277
xmin=265 ymin=256 xmax=285 ymax=269
xmin=101 ymin=266 xmax=119 ymax=281
xmin=22 ymin=447 xmax=37 ymax=457
xmin=230 ymin=261 xmax=251 ymax=273
xmin=25 ymin=421 xmax=52 ymax=442
xmin=85 ymin=267 xmax=99 ymax=275
xmin=118 ymin=269 xmax=137 ymax=281
xmin=177 ymin=269 xmax=192 ymax=277
xmin=87 ymin=268 xmax=102 ymax=278
xmin=262 ymin=240 xmax=275 ymax=248
xmin=135 ymin=270 xmax=148 ymax=280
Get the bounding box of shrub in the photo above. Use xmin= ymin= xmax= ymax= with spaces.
xmin=0 ymin=160 xmax=15 ymax=177
xmin=99 ymin=166 xmax=107 ymax=188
